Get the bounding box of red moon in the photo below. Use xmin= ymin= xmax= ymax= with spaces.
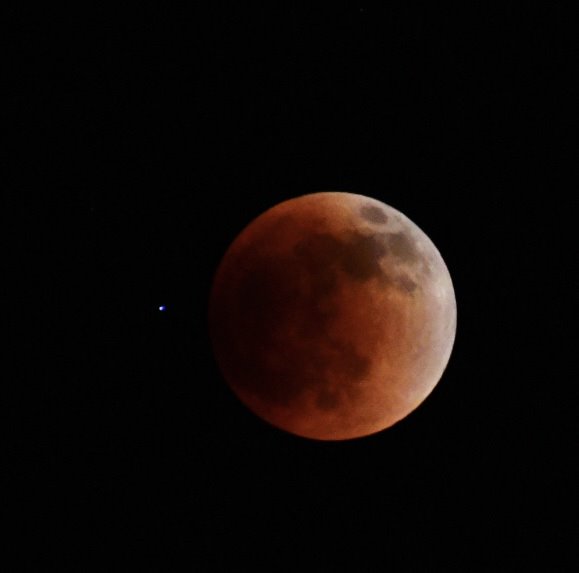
xmin=209 ymin=192 xmax=456 ymax=440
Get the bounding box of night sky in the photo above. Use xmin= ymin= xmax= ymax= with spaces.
xmin=12 ymin=4 xmax=575 ymax=570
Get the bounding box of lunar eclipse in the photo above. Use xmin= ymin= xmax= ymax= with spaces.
xmin=209 ymin=192 xmax=456 ymax=440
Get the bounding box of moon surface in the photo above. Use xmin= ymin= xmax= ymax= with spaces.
xmin=209 ymin=192 xmax=456 ymax=440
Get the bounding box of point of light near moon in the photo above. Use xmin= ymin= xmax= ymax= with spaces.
xmin=209 ymin=191 xmax=457 ymax=441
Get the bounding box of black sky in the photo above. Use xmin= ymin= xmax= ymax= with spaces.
xmin=11 ymin=4 xmax=575 ymax=570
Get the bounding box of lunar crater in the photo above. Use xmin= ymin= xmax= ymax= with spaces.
xmin=396 ymin=274 xmax=418 ymax=293
xmin=294 ymin=229 xmax=389 ymax=285
xmin=387 ymin=231 xmax=419 ymax=263
xmin=360 ymin=204 xmax=389 ymax=224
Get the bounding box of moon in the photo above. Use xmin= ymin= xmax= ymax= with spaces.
xmin=208 ymin=192 xmax=457 ymax=440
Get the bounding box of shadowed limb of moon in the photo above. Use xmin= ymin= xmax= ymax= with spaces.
xmin=209 ymin=192 xmax=457 ymax=441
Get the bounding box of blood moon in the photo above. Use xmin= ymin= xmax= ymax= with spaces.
xmin=208 ymin=192 xmax=456 ymax=440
